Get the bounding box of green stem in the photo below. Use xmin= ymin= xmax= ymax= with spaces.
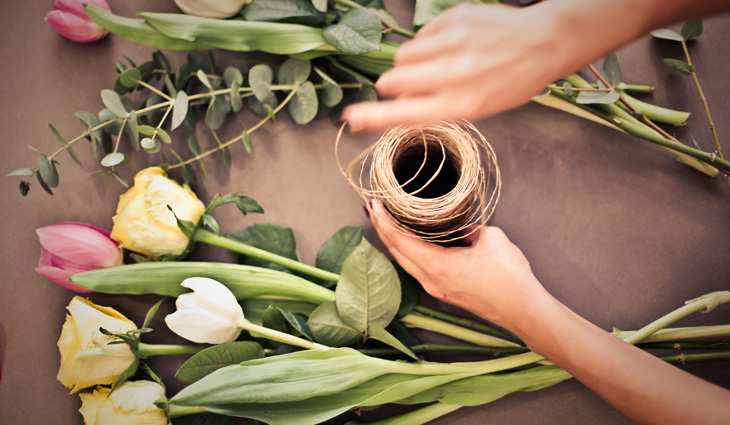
xmin=681 ymin=39 xmax=730 ymax=188
xmin=168 ymin=405 xmax=207 ymax=419
xmin=238 ymin=319 xmax=327 ymax=350
xmin=613 ymin=324 xmax=730 ymax=342
xmin=358 ymin=344 xmax=529 ymax=357
xmin=192 ymin=229 xmax=340 ymax=282
xmin=617 ymin=89 xmax=691 ymax=125
xmin=137 ymin=342 xmax=206 ymax=357
xmin=659 ymin=350 xmax=730 ymax=364
xmin=413 ymin=305 xmax=523 ymax=345
xmin=402 ymin=313 xmax=520 ymax=348
xmin=638 ymin=341 xmax=730 ymax=350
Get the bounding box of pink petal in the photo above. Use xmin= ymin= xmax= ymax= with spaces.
xmin=45 ymin=10 xmax=108 ymax=43
xmin=54 ymin=0 xmax=110 ymax=17
xmin=36 ymin=222 xmax=122 ymax=268
xmin=35 ymin=266 xmax=95 ymax=293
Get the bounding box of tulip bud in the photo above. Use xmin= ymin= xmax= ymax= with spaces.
xmin=35 ymin=222 xmax=123 ymax=293
xmin=57 ymin=297 xmax=137 ymax=393
xmin=79 ymin=381 xmax=168 ymax=425
xmin=165 ymin=277 xmax=245 ymax=344
xmin=45 ymin=0 xmax=111 ymax=43
xmin=111 ymin=167 xmax=206 ymax=260
xmin=173 ymin=0 xmax=251 ymax=18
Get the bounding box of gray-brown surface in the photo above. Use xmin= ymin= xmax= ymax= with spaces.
xmin=1 ymin=1 xmax=729 ymax=424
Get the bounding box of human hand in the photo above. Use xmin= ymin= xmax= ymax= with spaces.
xmin=368 ymin=200 xmax=550 ymax=332
xmin=342 ymin=3 xmax=575 ymax=132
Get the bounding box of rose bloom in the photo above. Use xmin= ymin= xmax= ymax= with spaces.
xmin=58 ymin=297 xmax=137 ymax=393
xmin=111 ymin=167 xmax=205 ymax=259
xmin=79 ymin=380 xmax=167 ymax=425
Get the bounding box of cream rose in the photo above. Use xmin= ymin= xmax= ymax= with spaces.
xmin=111 ymin=167 xmax=205 ymax=259
xmin=79 ymin=381 xmax=167 ymax=425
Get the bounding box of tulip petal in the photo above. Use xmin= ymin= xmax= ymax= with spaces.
xmin=45 ymin=10 xmax=108 ymax=43
xmin=165 ymin=309 xmax=242 ymax=344
xmin=36 ymin=222 xmax=122 ymax=269
xmin=36 ymin=265 xmax=96 ymax=293
xmin=67 ymin=297 xmax=136 ymax=349
xmin=55 ymin=0 xmax=110 ymax=17
xmin=180 ymin=277 xmax=245 ymax=322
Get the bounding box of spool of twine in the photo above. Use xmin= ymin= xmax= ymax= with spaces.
xmin=336 ymin=121 xmax=501 ymax=243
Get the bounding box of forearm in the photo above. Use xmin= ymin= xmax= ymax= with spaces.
xmin=515 ymin=294 xmax=730 ymax=425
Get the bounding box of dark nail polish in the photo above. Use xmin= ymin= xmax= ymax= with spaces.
xmin=363 ymin=205 xmax=371 ymax=219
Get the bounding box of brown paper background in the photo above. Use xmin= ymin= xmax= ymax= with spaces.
xmin=1 ymin=1 xmax=729 ymax=424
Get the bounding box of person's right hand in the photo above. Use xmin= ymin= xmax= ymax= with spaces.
xmin=368 ymin=200 xmax=550 ymax=332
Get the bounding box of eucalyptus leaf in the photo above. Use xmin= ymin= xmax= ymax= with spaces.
xmin=367 ymin=322 xmax=418 ymax=360
xmin=37 ymin=154 xmax=59 ymax=188
xmin=176 ymin=63 xmax=193 ymax=90
xmin=140 ymin=137 xmax=157 ymax=151
xmin=156 ymin=127 xmax=172 ymax=144
xmin=413 ymin=0 xmax=486 ymax=28
xmin=144 ymin=95 xmax=165 ymax=126
xmin=119 ymin=67 xmax=142 ymax=88
xmin=49 ymin=123 xmax=82 ymax=167
xmin=369 ymin=8 xmax=400 ymax=30
xmin=289 ymin=81 xmax=318 ymax=125
xmin=278 ymin=58 xmax=311 ymax=86
xmin=335 ymin=238 xmax=401 ymax=332
xmin=223 ymin=66 xmax=243 ymax=87
xmin=164 ymin=74 xmax=178 ymax=98
xmin=226 ymin=223 xmax=301 ymax=272
xmin=153 ymin=50 xmax=171 ymax=74
xmin=188 ymin=135 xmax=201 ymax=155
xmin=314 ymin=67 xmax=344 ymax=107
xmin=309 ymin=301 xmax=362 ymax=346
xmin=650 ymin=28 xmax=683 ymax=42
xmin=101 ymin=89 xmax=128 ymax=118
xmin=323 ymin=9 xmax=382 ymax=55
xmin=206 ymin=95 xmax=232 ymax=130
xmin=35 ymin=170 xmax=54 ymax=195
xmin=176 ymin=341 xmax=266 ymax=384
xmin=76 ymin=111 xmax=102 ymax=144
xmin=7 ymin=168 xmax=35 ymax=177
xmin=248 ymin=93 xmax=279 ymax=118
xmin=19 ymin=181 xmax=30 ymax=196
xmin=602 ymin=53 xmax=621 ymax=87
xmin=172 ymin=91 xmax=189 ymax=131
xmin=101 ymin=152 xmax=127 ymax=167
xmin=125 ymin=110 xmax=140 ymax=150
xmin=249 ymin=65 xmax=274 ymax=103
xmin=243 ymin=0 xmax=326 ymax=26
xmin=188 ymin=51 xmax=212 ymax=74
xmin=230 ymin=81 xmax=243 ymax=112
xmin=182 ymin=164 xmax=197 ymax=184
xmin=575 ymin=90 xmax=620 ymax=105
xmin=241 ymin=128 xmax=253 ymax=153
xmin=138 ymin=124 xmax=159 ymax=136
xmin=681 ymin=19 xmax=703 ymax=40
xmin=663 ymin=58 xmax=695 ymax=75
xmin=563 ymin=81 xmax=573 ymax=97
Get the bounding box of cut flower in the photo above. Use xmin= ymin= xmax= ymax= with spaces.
xmin=45 ymin=0 xmax=111 ymax=43
xmin=79 ymin=380 xmax=167 ymax=425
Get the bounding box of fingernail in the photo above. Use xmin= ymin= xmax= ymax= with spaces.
xmin=363 ymin=204 xmax=370 ymax=219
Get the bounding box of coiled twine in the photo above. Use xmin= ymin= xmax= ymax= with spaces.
xmin=336 ymin=121 xmax=501 ymax=243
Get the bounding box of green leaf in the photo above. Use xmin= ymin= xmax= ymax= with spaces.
xmin=171 ymin=412 xmax=238 ymax=425
xmin=575 ymin=89 xmax=620 ymax=104
xmin=203 ymin=213 xmax=220 ymax=235
xmin=210 ymin=129 xmax=232 ymax=167
xmin=602 ymin=53 xmax=621 ymax=87
xmin=650 ymin=28 xmax=684 ymax=42
xmin=249 ymin=65 xmax=274 ymax=103
xmin=323 ymin=8 xmax=382 ymax=55
xmin=101 ymin=89 xmax=128 ymax=118
xmin=101 ymin=152 xmax=127 ymax=167
xmin=205 ymin=95 xmax=232 ymax=130
xmin=176 ymin=341 xmax=265 ymax=384
xmin=141 ymin=137 xmax=161 ymax=153
xmin=681 ymin=19 xmax=703 ymax=40
xmin=309 ymin=301 xmax=362 ymax=346
xmin=243 ymin=0 xmax=326 ymax=25
xmin=111 ymin=170 xmax=129 ymax=187
xmin=142 ymin=298 xmax=165 ymax=329
xmin=48 ymin=123 xmax=82 ymax=167
xmin=119 ymin=67 xmax=142 ymax=88
xmin=230 ymin=81 xmax=243 ymax=112
xmin=125 ymin=110 xmax=140 ymax=151
xmin=226 ymin=223 xmax=301 ymax=272
xmin=19 ymin=181 xmax=30 ymax=196
xmin=288 ymin=81 xmax=318 ymax=125
xmin=367 ymin=322 xmax=418 ymax=360
xmin=315 ymin=225 xmax=363 ymax=280
xmin=109 ymin=358 xmax=140 ymax=394
xmin=279 ymin=309 xmax=313 ymax=341
xmin=156 ymin=127 xmax=172 ymax=144
xmin=394 ymin=262 xmax=420 ymax=318
xmin=172 ymin=91 xmax=189 ymax=131
xmin=278 ymin=58 xmax=311 ymax=86
xmin=262 ymin=305 xmax=291 ymax=340
xmin=314 ymin=67 xmax=344 ymax=107
xmin=182 ymin=164 xmax=197 ymax=184
xmin=563 ymin=81 xmax=573 ymax=97
xmin=35 ymin=170 xmax=54 ymax=195
xmin=335 ymin=238 xmax=401 ymax=332
xmin=311 ymin=0 xmax=327 ymax=12
xmin=241 ymin=128 xmax=253 ymax=153
xmin=413 ymin=0 xmax=485 ymax=28
xmin=247 ymin=92 xmax=279 ymax=118
xmin=137 ymin=125 xmax=157 ymax=136
xmin=188 ymin=51 xmax=212 ymax=73
xmin=152 ymin=50 xmax=171 ymax=74
xmin=663 ymin=58 xmax=695 ymax=75
xmin=37 ymin=154 xmax=59 ymax=188
xmin=235 ymin=195 xmax=264 ymax=215
xmin=187 ymin=135 xmax=201 ymax=155
xmin=76 ymin=111 xmax=102 ymax=145
xmin=197 ymin=69 xmax=213 ymax=91
xmin=7 ymin=168 xmax=35 ymax=177
xmin=223 ymin=66 xmax=244 ymax=87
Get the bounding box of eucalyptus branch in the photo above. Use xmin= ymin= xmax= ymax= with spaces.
xmin=329 ymin=0 xmax=416 ymax=38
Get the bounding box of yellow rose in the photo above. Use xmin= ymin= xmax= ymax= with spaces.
xmin=57 ymin=296 xmax=137 ymax=393
xmin=79 ymin=381 xmax=167 ymax=425
xmin=111 ymin=167 xmax=206 ymax=259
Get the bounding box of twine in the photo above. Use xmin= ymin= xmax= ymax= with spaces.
xmin=336 ymin=121 xmax=501 ymax=243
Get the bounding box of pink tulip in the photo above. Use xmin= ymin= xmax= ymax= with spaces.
xmin=35 ymin=222 xmax=123 ymax=293
xmin=45 ymin=0 xmax=111 ymax=43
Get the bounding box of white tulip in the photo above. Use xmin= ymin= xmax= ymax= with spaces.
xmin=165 ymin=277 xmax=245 ymax=344
xmin=173 ymin=0 xmax=250 ymax=18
